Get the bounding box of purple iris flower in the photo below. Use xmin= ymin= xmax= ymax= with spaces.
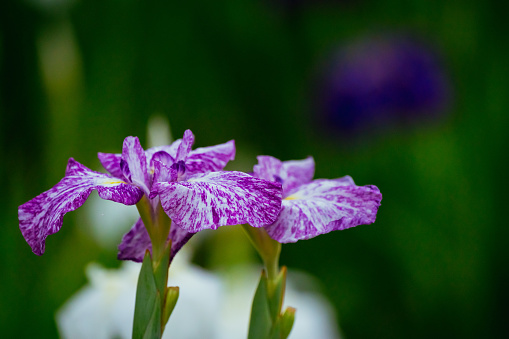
xmin=253 ymin=155 xmax=381 ymax=243
xmin=19 ymin=130 xmax=282 ymax=260
xmin=317 ymin=34 xmax=450 ymax=135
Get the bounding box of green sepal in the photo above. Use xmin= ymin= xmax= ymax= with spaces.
xmin=133 ymin=250 xmax=162 ymax=339
xmin=267 ymin=266 xmax=287 ymax=322
xmin=162 ymin=286 xmax=179 ymax=330
xmin=279 ymin=307 xmax=296 ymax=339
xmin=247 ymin=270 xmax=272 ymax=339
xmin=153 ymin=240 xmax=171 ymax=300
xmin=269 ymin=319 xmax=281 ymax=339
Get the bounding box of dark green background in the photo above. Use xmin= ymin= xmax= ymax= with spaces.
xmin=1 ymin=0 xmax=507 ymax=338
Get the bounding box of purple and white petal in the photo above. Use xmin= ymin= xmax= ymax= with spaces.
xmin=253 ymin=156 xmax=283 ymax=182
xmin=254 ymin=156 xmax=315 ymax=195
xmin=117 ymin=218 xmax=151 ymax=262
xmin=118 ymin=218 xmax=194 ymax=262
xmin=153 ymin=171 xmax=282 ymax=233
xmin=64 ymin=159 xmax=144 ymax=204
xmin=150 ymin=151 xmax=175 ymax=168
xmin=281 ymin=157 xmax=315 ymax=194
xmin=265 ymin=178 xmax=382 ymax=243
xmin=186 ymin=140 xmax=235 ymax=176
xmin=19 ymin=158 xmax=144 ymax=255
xmin=146 ymin=138 xmax=182 ymax=163
xmin=169 ymin=223 xmax=195 ymax=259
xmin=151 ymin=159 xmax=174 ymax=185
xmin=175 ymin=129 xmax=195 ymax=162
xmin=122 ymin=136 xmax=150 ymax=194
xmin=97 ymin=152 xmax=123 ymax=178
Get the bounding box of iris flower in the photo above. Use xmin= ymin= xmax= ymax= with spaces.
xmin=19 ymin=130 xmax=282 ymax=259
xmin=253 ymin=155 xmax=382 ymax=243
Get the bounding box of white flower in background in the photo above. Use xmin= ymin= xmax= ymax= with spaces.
xmin=56 ymin=262 xmax=139 ymax=339
xmin=56 ymin=250 xmax=223 ymax=339
xmin=57 ymin=253 xmax=340 ymax=339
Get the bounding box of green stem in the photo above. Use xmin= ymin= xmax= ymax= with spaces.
xmin=241 ymin=224 xmax=281 ymax=279
xmin=242 ymin=224 xmax=293 ymax=339
xmin=136 ymin=196 xmax=171 ymax=264
xmin=134 ymin=197 xmax=174 ymax=338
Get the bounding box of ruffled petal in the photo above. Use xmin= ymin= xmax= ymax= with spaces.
xmin=117 ymin=218 xmax=194 ymax=262
xmin=175 ymin=129 xmax=195 ymax=162
xmin=253 ymin=155 xmax=282 ymax=182
xmin=254 ymin=156 xmax=315 ymax=195
xmin=150 ymin=151 xmax=175 ymax=168
xmin=19 ymin=158 xmax=144 ymax=255
xmin=265 ymin=178 xmax=382 ymax=243
xmin=186 ymin=140 xmax=235 ymax=176
xmin=151 ymin=158 xmax=174 ymax=184
xmin=153 ymin=171 xmax=282 ymax=232
xmin=281 ymin=156 xmax=315 ymax=194
xmin=97 ymin=152 xmax=123 ymax=178
xmin=146 ymin=139 xmax=182 ymax=163
xmin=122 ymin=136 xmax=150 ymax=194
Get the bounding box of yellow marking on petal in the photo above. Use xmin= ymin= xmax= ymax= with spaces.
xmin=102 ymin=180 xmax=126 ymax=185
xmin=284 ymin=194 xmax=300 ymax=200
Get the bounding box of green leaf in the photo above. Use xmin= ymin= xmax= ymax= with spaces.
xmin=133 ymin=250 xmax=161 ymax=339
xmin=269 ymin=319 xmax=281 ymax=339
xmin=143 ymin=292 xmax=162 ymax=339
xmin=248 ymin=270 xmax=272 ymax=339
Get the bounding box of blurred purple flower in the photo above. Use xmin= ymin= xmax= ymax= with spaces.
xmin=270 ymin=0 xmax=357 ymax=12
xmin=316 ymin=34 xmax=451 ymax=136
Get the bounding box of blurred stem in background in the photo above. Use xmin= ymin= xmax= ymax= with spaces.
xmin=37 ymin=17 xmax=83 ymax=180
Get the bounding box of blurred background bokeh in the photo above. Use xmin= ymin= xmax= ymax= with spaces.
xmin=1 ymin=0 xmax=508 ymax=338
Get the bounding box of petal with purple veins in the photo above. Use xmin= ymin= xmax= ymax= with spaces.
xmin=168 ymin=223 xmax=195 ymax=260
xmin=122 ymin=136 xmax=150 ymax=194
xmin=19 ymin=158 xmax=144 ymax=255
xmin=281 ymin=156 xmax=315 ymax=194
xmin=175 ymin=129 xmax=195 ymax=162
xmin=153 ymin=171 xmax=282 ymax=233
xmin=97 ymin=152 xmax=123 ymax=178
xmin=253 ymin=155 xmax=282 ymax=182
xmin=254 ymin=156 xmax=315 ymax=195
xmin=117 ymin=218 xmax=194 ymax=262
xmin=151 ymin=159 xmax=174 ymax=185
xmin=185 ymin=140 xmax=235 ymax=176
xmin=146 ymin=138 xmax=182 ymax=163
xmin=150 ymin=151 xmax=175 ymax=168
xmin=117 ymin=218 xmax=151 ymax=262
xmin=265 ymin=178 xmax=382 ymax=243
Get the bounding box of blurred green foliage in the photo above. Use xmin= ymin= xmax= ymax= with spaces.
xmin=1 ymin=0 xmax=507 ymax=338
